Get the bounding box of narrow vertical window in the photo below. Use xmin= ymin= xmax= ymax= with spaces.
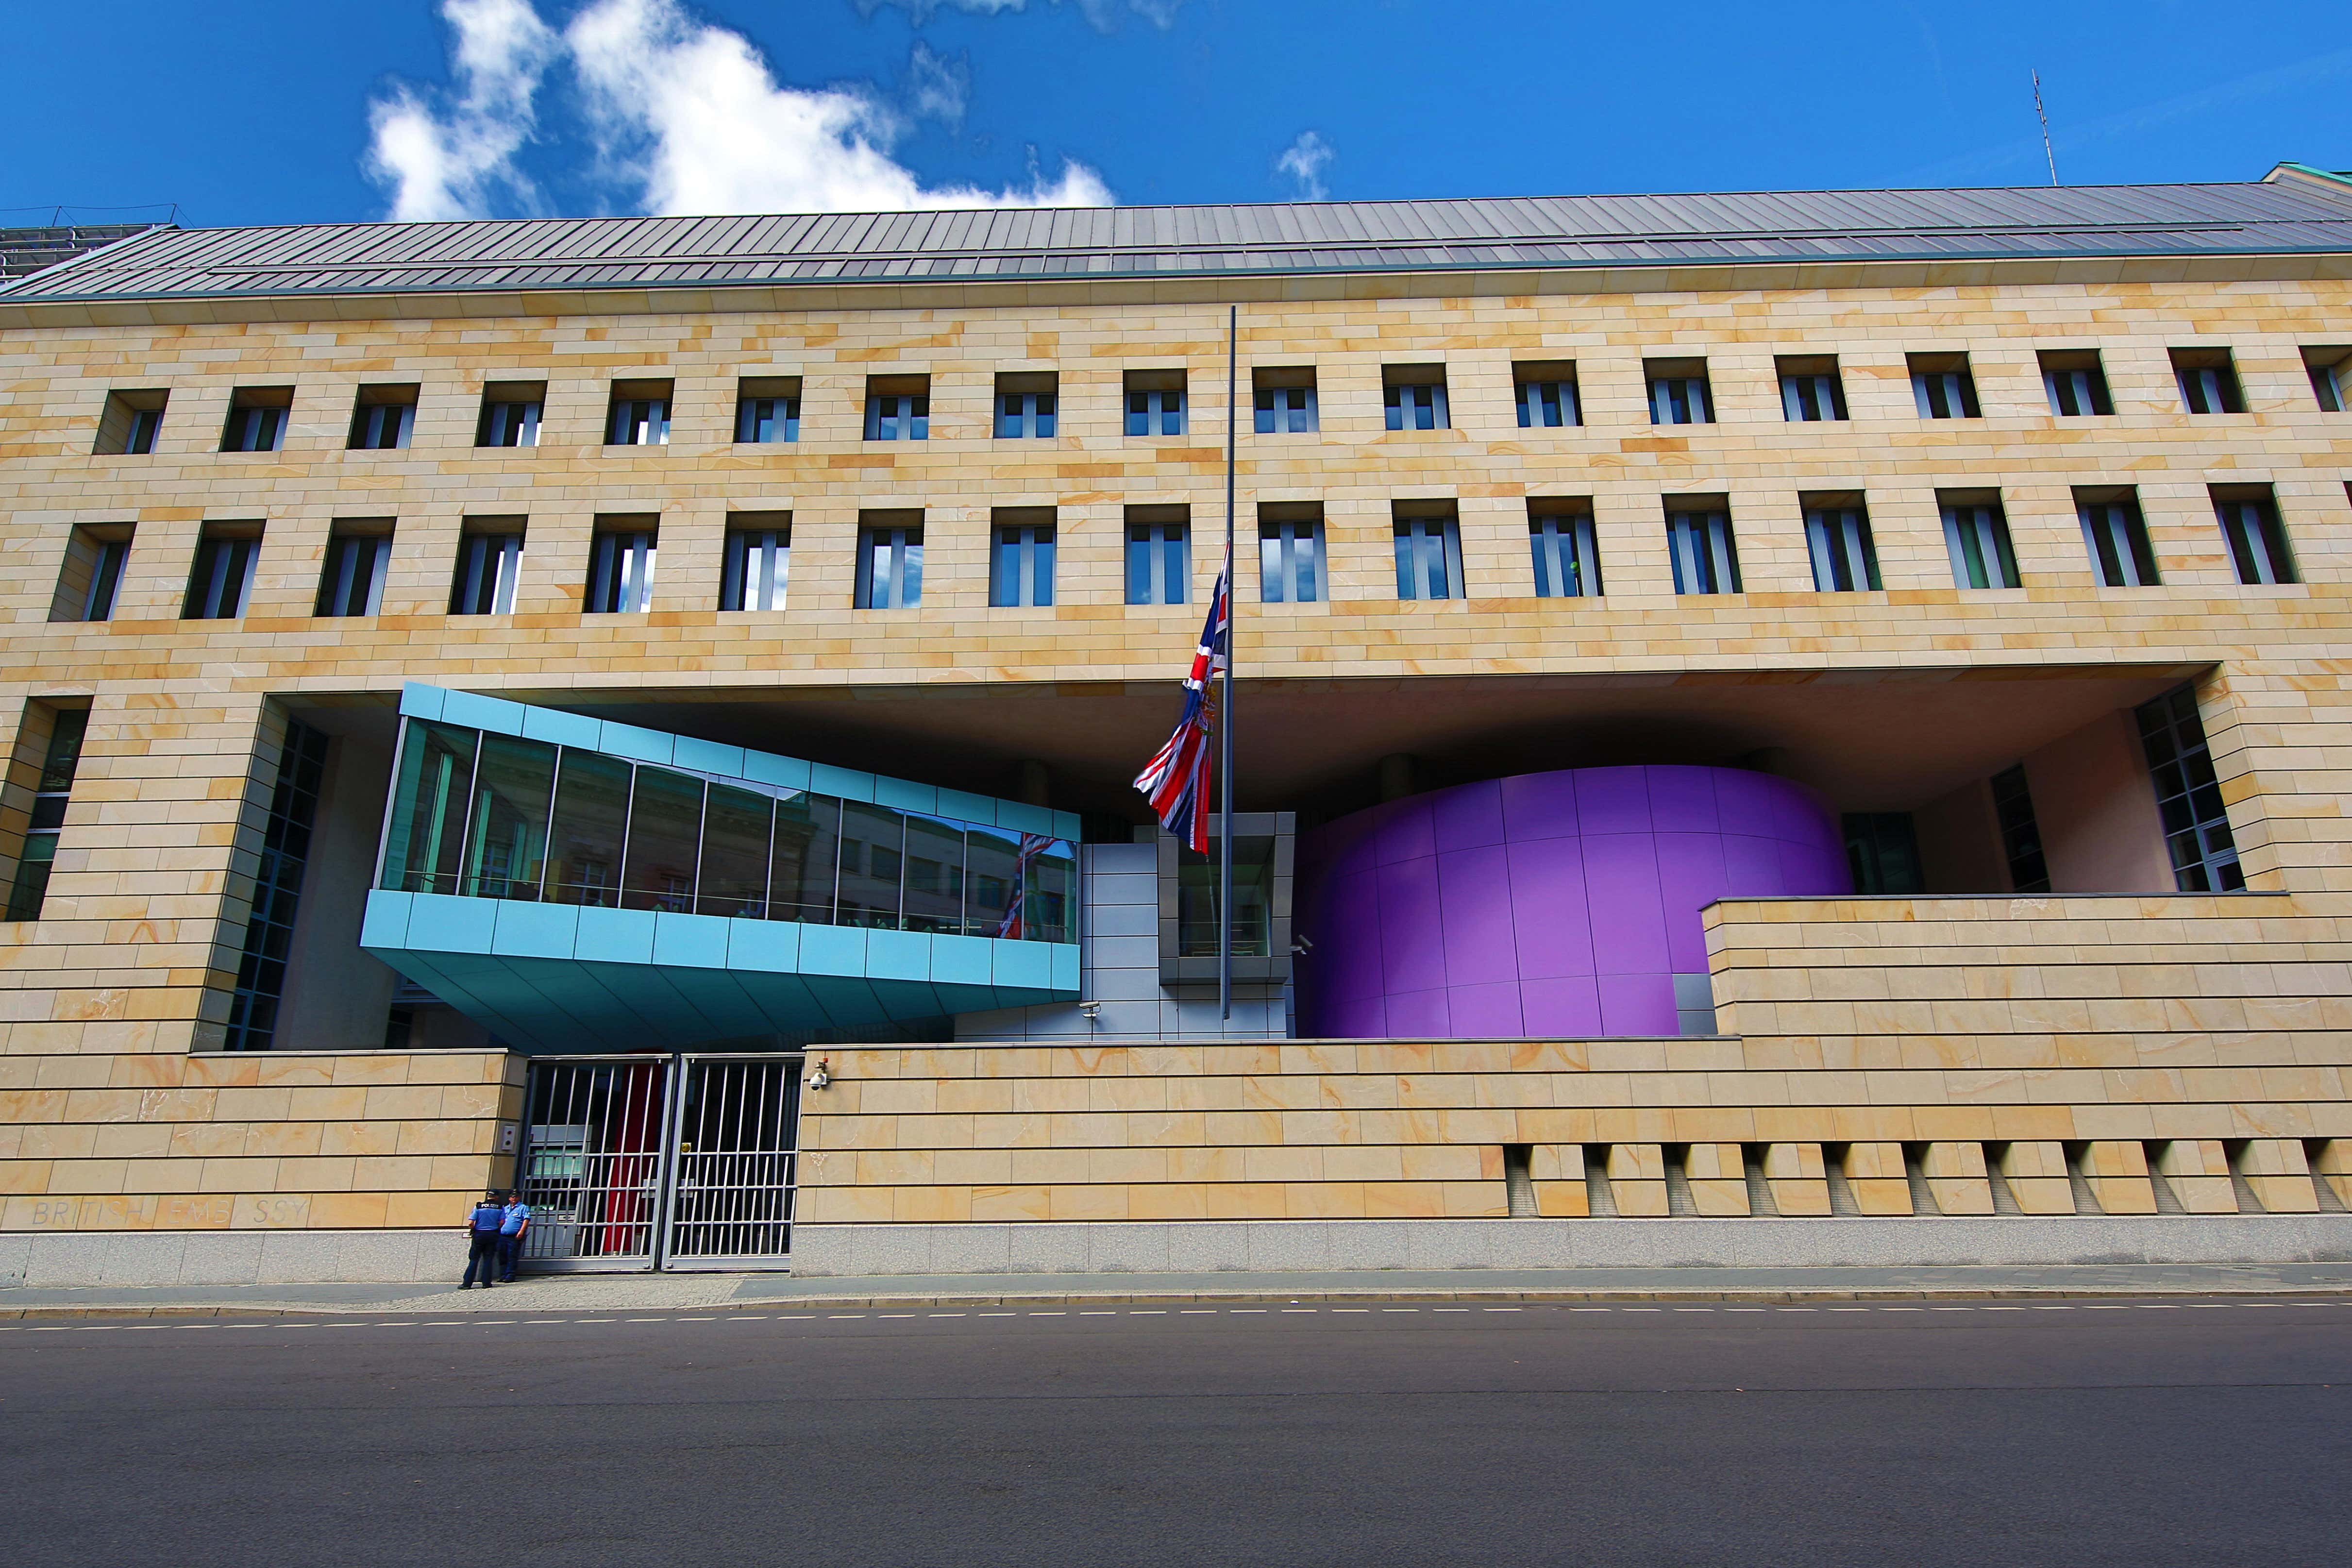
xmin=1513 ymin=361 xmax=1580 ymax=428
xmin=1383 ymin=368 xmax=1450 ymax=431
xmin=220 ymin=388 xmax=293 ymax=453
xmin=450 ymin=525 xmax=524 ymax=615
xmin=476 ymin=382 xmax=545 ymax=447
xmin=1258 ymin=508 xmax=1323 ymax=604
xmin=585 ymin=520 xmax=657 ymax=612
xmin=1989 ymin=764 xmax=2050 ymax=894
xmin=2305 ymin=349 xmax=2349 ymax=412
xmin=1125 ymin=370 xmax=1185 ymax=435
xmin=720 ymin=514 xmax=790 ymax=611
xmin=2039 ymin=352 xmax=2114 ymax=416
xmin=1908 ymin=354 xmax=1981 ymax=419
xmin=1528 ymin=507 xmax=1600 ymax=598
xmin=864 ymin=379 xmax=930 ymax=440
xmin=50 ymin=524 xmax=134 ymax=623
xmin=1665 ymin=506 xmax=1740 ymax=593
xmin=5 ymin=706 xmax=89 ymax=923
xmin=1777 ymin=357 xmax=1848 ymax=422
xmin=1939 ymin=497 xmax=2021 ymax=589
xmin=1843 ymin=813 xmax=1924 ymax=894
xmin=1392 ymin=511 xmax=1465 ymax=601
xmin=734 ymin=377 xmax=801 ymax=443
xmin=2170 ymin=349 xmax=2246 ymax=415
xmin=184 ymin=524 xmax=262 ymax=619
xmin=223 ymin=719 xmax=330 ymax=1050
xmin=349 ymin=387 xmax=418 ymax=450
xmin=1126 ymin=513 xmax=1191 ymax=605
xmin=2076 ymin=493 xmax=2160 ymax=586
xmin=94 ymin=389 xmax=168 ymax=455
xmin=990 ymin=514 xmax=1057 ymax=607
xmin=317 ymin=525 xmax=392 ymax=617
xmin=2213 ymin=489 xmax=2296 ymax=585
xmin=856 ymin=518 xmax=924 ymax=608
xmin=1253 ymin=370 xmax=1318 ymax=433
xmin=994 ymin=373 xmax=1058 ymax=438
xmin=2135 ymin=686 xmax=2243 ymax=892
xmin=606 ymin=382 xmax=672 ymax=446
xmin=1803 ymin=502 xmax=1881 ymax=591
xmin=1646 ymin=360 xmax=1714 ymax=425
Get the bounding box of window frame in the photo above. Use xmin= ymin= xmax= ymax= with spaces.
xmin=1664 ymin=506 xmax=1741 ymax=594
xmin=2076 ymin=494 xmax=2161 ymax=587
xmin=1392 ymin=510 xmax=1465 ymax=602
xmin=720 ymin=516 xmax=790 ymax=611
xmin=585 ymin=524 xmax=658 ymax=613
xmin=1802 ymin=502 xmax=1881 ymax=591
xmin=316 ymin=526 xmax=393 ymax=618
xmin=1528 ymin=508 xmax=1600 ymax=598
xmin=1258 ymin=510 xmax=1324 ymax=605
xmin=2212 ymin=490 xmax=2296 ymax=586
xmin=450 ymin=527 xmax=525 ymax=616
xmin=989 ymin=517 xmax=1057 ymax=607
xmin=1126 ymin=516 xmax=1192 ymax=606
xmin=855 ymin=521 xmax=924 ymax=609
xmin=1939 ymin=498 xmax=2021 ymax=590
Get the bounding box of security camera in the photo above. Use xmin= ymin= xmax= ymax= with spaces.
xmin=1077 ymin=1001 xmax=1102 ymax=1021
xmin=808 ymin=1058 xmax=832 ymax=1090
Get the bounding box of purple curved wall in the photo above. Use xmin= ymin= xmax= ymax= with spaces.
xmin=1294 ymin=765 xmax=1851 ymax=1039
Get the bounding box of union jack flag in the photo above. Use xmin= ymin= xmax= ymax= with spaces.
xmin=1132 ymin=554 xmax=1230 ymax=854
xmin=992 ymin=833 xmax=1054 ymax=941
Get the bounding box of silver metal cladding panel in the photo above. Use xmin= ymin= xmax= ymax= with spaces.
xmin=9 ymin=175 xmax=2352 ymax=304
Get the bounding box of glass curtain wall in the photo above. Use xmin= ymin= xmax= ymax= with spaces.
xmin=377 ymin=715 xmax=1075 ymax=943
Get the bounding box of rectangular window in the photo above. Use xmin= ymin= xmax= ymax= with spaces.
xmin=476 ymin=382 xmax=544 ymax=447
xmin=381 ymin=718 xmax=477 ymax=897
xmin=450 ymin=524 xmax=524 ymax=615
xmin=5 ymin=706 xmax=88 ymax=923
xmin=1646 ymin=360 xmax=1714 ymax=425
xmin=697 ymin=782 xmax=774 ymax=919
xmin=990 ymin=513 xmax=1056 ymax=607
xmin=183 ymin=524 xmax=261 ymax=619
xmin=1125 ymin=369 xmax=1185 ymax=436
xmin=2136 ymin=685 xmax=2243 ymax=892
xmin=585 ymin=521 xmax=657 ymax=613
xmin=1528 ymin=507 xmax=1600 ymax=598
xmin=622 ymin=766 xmax=703 ymax=912
xmin=2077 ymin=493 xmax=2160 ymax=587
xmin=1989 ymin=764 xmax=2050 ymax=894
xmin=1393 ymin=510 xmax=1464 ymax=601
xmin=772 ymin=792 xmax=842 ymax=925
xmin=1665 ymin=506 xmax=1740 ymax=594
xmin=50 ymin=524 xmax=133 ymax=623
xmin=1908 ymin=354 xmax=1982 ymax=419
xmin=1777 ymin=357 xmax=1848 ymax=422
xmin=222 ymin=719 xmax=329 ymax=1050
xmin=721 ymin=514 xmax=789 ymax=611
xmin=902 ymin=813 xmax=968 ymax=935
xmin=1253 ymin=369 xmax=1318 ymax=434
xmin=994 ymin=373 xmax=1058 ymax=438
xmin=2213 ymin=489 xmax=2296 ymax=585
xmin=1126 ymin=510 xmax=1190 ymax=605
xmin=2303 ymin=348 xmax=2349 ymax=412
xmin=349 ymin=387 xmax=418 ymax=450
xmin=837 ymin=800 xmax=906 ymax=929
xmin=2040 ymin=351 xmax=2114 ymax=416
xmin=606 ymin=381 xmax=671 ymax=446
xmin=734 ymin=377 xmax=801 ymax=443
xmin=546 ymin=750 xmax=631 ymax=907
xmin=856 ymin=517 xmax=924 ymax=608
xmin=94 ymin=389 xmax=167 ymax=455
xmin=1939 ymin=496 xmax=2021 ymax=590
xmin=463 ymin=732 xmax=557 ymax=901
xmin=1843 ymin=812 xmax=1923 ymax=894
xmin=220 ymin=388 xmax=292 ymax=453
xmin=1513 ymin=361 xmax=1580 ymax=428
xmin=316 ymin=525 xmax=392 ymax=617
xmin=864 ymin=378 xmax=929 ymax=440
xmin=1383 ymin=367 xmax=1449 ymax=431
xmin=1258 ymin=506 xmax=1323 ymax=605
xmin=1803 ymin=501 xmax=1881 ymax=591
xmin=2170 ymin=349 xmax=2245 ymax=415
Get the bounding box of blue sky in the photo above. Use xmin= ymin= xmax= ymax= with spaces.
xmin=7 ymin=0 xmax=2349 ymax=228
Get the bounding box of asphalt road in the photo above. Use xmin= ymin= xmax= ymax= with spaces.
xmin=3 ymin=1296 xmax=2348 ymax=1567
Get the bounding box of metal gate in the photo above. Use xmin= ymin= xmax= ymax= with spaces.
xmin=516 ymin=1054 xmax=802 ymax=1272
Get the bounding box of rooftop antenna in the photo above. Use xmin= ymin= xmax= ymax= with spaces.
xmin=2033 ymin=70 xmax=2059 ymax=186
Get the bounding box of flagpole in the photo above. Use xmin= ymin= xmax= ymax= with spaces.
xmin=1219 ymin=303 xmax=1238 ymax=1022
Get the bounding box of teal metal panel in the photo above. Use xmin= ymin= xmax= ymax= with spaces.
xmin=409 ymin=892 xmax=497 ymax=952
xmin=872 ymin=776 xmax=939 ymax=814
xmin=809 ymin=763 xmax=875 ymax=803
xmin=574 ymin=905 xmax=656 ymax=964
xmin=1050 ymin=942 xmax=1081 ymax=992
xmin=1051 ymin=810 xmax=1084 ymax=842
xmin=651 ymin=910 xmax=731 ymax=968
xmin=993 ymin=939 xmax=1053 ymax=991
xmin=725 ymin=917 xmax=800 ymax=972
xmin=672 ymin=735 xmax=747 ymax=777
xmin=439 ymin=689 xmax=529 ymax=737
xmin=398 ymin=683 xmax=446 ymax=721
xmin=930 ymin=932 xmax=994 ymax=987
xmin=995 ymin=800 xmax=1055 ymax=837
xmin=934 ymin=788 xmax=997 ymax=827
xmin=864 ymin=927 xmax=932 ymax=982
xmin=931 ymin=982 xmax=1004 ymax=1014
xmin=520 ymin=706 xmax=602 ymax=749
xmin=740 ymin=750 xmax=812 ymax=791
xmin=359 ymin=889 xmax=413 ymax=949
xmin=795 ymin=923 xmax=868 ymax=977
xmin=490 ymin=899 xmax=578 ymax=961
xmin=596 ymin=720 xmax=674 ymax=765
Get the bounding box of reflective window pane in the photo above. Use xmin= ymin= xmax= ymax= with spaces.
xmin=463 ymin=733 xmax=556 ymax=900
xmin=964 ymin=826 xmax=1022 ymax=937
xmin=547 ymin=751 xmax=632 ymax=907
xmin=1022 ymin=837 xmax=1077 ymax=944
xmin=622 ymin=767 xmax=703 ymax=913
xmin=698 ymin=782 xmax=774 ymax=918
xmin=836 ymin=801 xmax=905 ymax=929
xmin=770 ymin=792 xmax=841 ymax=925
xmin=381 ymin=719 xmax=477 ymax=895
xmin=901 ymin=814 xmax=967 ymax=934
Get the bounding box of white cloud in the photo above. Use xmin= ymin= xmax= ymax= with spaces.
xmin=857 ymin=0 xmax=1186 ymax=31
xmin=365 ymin=0 xmax=560 ymax=221
xmin=905 ymin=39 xmax=969 ymax=126
xmin=1276 ymin=131 xmax=1333 ymax=201
xmin=567 ymin=0 xmax=1110 ymax=215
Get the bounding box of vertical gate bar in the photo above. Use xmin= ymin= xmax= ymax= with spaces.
xmin=651 ymin=1053 xmax=687 ymax=1270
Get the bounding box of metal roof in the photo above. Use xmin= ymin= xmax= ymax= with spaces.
xmin=0 ymin=223 xmax=166 ymax=283
xmin=8 ymin=171 xmax=2352 ymax=304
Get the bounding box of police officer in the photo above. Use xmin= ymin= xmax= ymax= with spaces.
xmin=497 ymin=1190 xmax=532 ymax=1282
xmin=460 ymin=1190 xmax=506 ymax=1288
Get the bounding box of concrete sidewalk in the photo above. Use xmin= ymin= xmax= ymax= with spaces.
xmin=7 ymin=1259 xmax=2352 ymax=1317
